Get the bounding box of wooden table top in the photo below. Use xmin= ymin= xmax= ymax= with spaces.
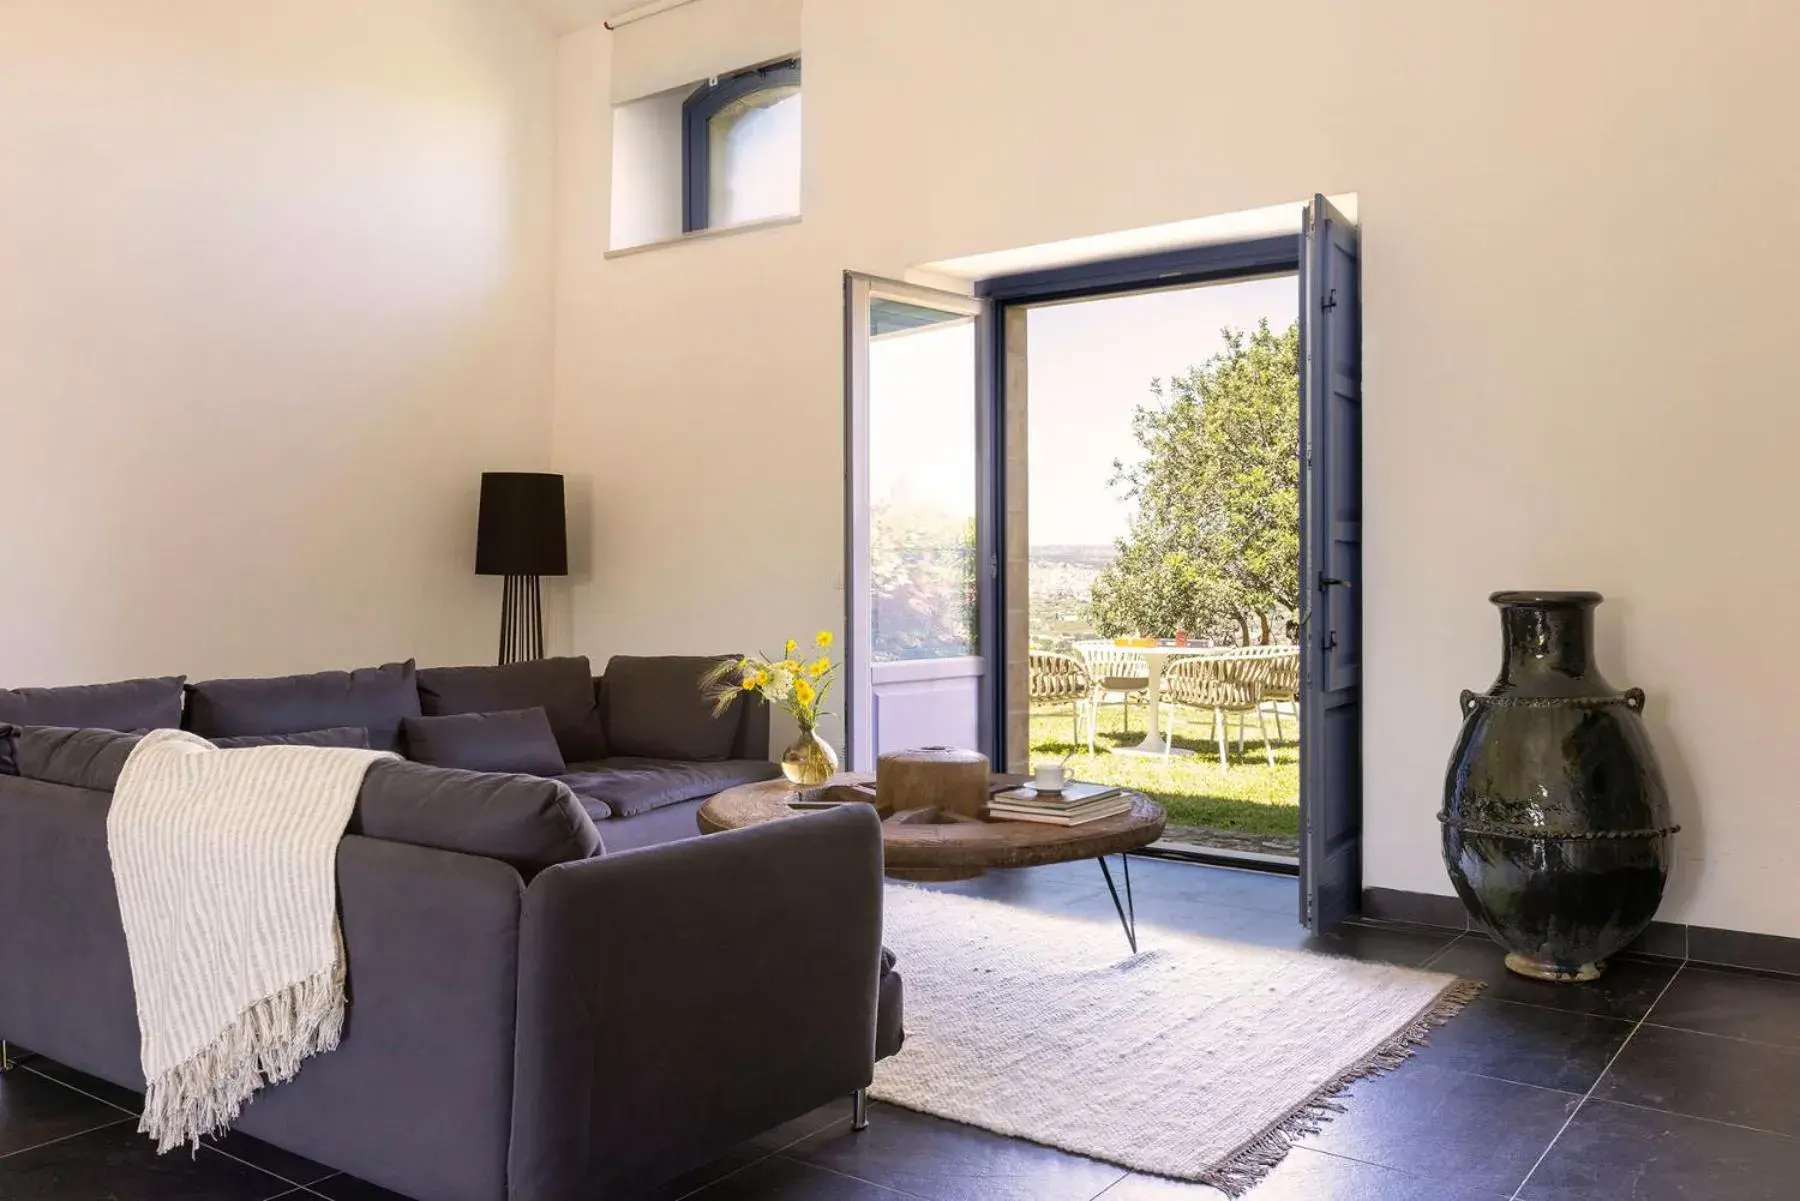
xmin=697 ymin=773 xmax=1166 ymax=878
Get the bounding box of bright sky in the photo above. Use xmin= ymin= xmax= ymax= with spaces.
xmin=1027 ymin=274 xmax=1297 ymax=546
xmin=864 ymin=272 xmax=1298 ymax=544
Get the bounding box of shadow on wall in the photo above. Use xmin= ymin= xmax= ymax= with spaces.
xmin=1598 ymin=593 xmax=1702 ymax=919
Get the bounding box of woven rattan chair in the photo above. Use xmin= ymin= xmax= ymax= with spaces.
xmin=1073 ymin=643 xmax=1152 ymax=754
xmin=1027 ymin=651 xmax=1092 ymax=748
xmin=1223 ymin=647 xmax=1301 ymax=742
xmin=1161 ymin=655 xmax=1275 ymax=768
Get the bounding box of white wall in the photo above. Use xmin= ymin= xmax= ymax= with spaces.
xmin=0 ymin=0 xmax=557 ymax=685
xmin=554 ymin=0 xmax=1800 ymax=937
xmin=610 ymin=88 xmax=686 ymax=249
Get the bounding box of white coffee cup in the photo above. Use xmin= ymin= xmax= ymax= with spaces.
xmin=1033 ymin=763 xmax=1066 ymax=793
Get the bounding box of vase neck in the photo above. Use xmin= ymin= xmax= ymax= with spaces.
xmin=1496 ymin=601 xmax=1599 ymax=686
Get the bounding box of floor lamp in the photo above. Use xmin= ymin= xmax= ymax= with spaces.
xmin=476 ymin=472 xmax=567 ymax=665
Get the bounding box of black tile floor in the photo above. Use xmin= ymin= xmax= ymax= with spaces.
xmin=6 ymin=858 xmax=1800 ymax=1200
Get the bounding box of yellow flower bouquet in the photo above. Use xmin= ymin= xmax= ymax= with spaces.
xmin=702 ymin=631 xmax=840 ymax=785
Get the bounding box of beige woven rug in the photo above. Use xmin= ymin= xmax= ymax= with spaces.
xmin=871 ymin=884 xmax=1478 ymax=1196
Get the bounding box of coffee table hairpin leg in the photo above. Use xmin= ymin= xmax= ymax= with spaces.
xmin=0 ymin=1041 xmax=16 ymax=1072
xmin=1097 ymin=853 xmax=1139 ymax=954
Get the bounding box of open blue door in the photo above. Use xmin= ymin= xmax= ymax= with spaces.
xmin=1299 ymin=195 xmax=1362 ymax=932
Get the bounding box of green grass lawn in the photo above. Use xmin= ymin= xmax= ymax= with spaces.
xmin=1028 ymin=699 xmax=1299 ymax=842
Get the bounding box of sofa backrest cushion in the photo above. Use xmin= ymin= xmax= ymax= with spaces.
xmin=11 ymin=726 xmax=142 ymax=789
xmin=185 ymin=661 xmax=421 ymax=753
xmin=0 ymin=676 xmax=183 ymax=735
xmin=213 ymin=727 xmax=372 ymax=750
xmin=352 ymin=759 xmax=601 ymax=875
xmin=11 ymin=726 xmax=601 ymax=876
xmin=416 ymin=658 xmax=606 ymax=761
xmin=601 ymin=655 xmax=741 ymax=762
xmin=402 ymin=708 xmax=567 ymax=777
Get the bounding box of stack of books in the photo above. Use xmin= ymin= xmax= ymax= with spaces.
xmin=989 ymin=782 xmax=1130 ymax=826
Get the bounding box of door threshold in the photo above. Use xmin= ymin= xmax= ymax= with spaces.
xmin=1137 ymin=844 xmax=1299 ymax=876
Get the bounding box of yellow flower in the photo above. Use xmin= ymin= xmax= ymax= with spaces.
xmin=740 ymin=677 xmax=759 ymax=692
xmin=810 ymin=657 xmax=831 ymax=677
xmin=785 ymin=639 xmax=797 ymax=657
xmin=780 ymin=658 xmax=801 ymax=673
xmin=815 ymin=630 xmax=834 ymax=649
xmin=793 ymin=678 xmax=816 ymax=706
xmin=754 ymin=670 xmax=770 ymax=687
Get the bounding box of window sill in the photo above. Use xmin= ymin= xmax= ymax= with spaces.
xmin=605 ymin=213 xmax=800 ymax=259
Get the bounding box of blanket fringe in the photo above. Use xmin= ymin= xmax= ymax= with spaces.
xmin=140 ymin=964 xmax=345 ymax=1154
xmin=1197 ymin=975 xmax=1486 ymax=1197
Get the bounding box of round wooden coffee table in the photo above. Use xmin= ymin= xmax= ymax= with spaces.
xmin=698 ymin=774 xmax=1167 ymax=950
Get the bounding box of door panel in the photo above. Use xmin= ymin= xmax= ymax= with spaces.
xmin=871 ymin=657 xmax=986 ymax=756
xmin=1299 ymin=195 xmax=1363 ymax=932
xmin=844 ymin=275 xmax=989 ymax=771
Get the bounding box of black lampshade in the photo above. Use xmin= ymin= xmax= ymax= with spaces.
xmin=475 ymin=472 xmax=567 ymax=577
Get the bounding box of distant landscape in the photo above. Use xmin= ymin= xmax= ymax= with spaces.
xmin=1029 ymin=544 xmax=1113 ymax=651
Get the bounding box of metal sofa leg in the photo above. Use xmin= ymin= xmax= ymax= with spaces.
xmin=1 ymin=1041 xmax=16 ymax=1072
xmin=851 ymin=1087 xmax=869 ymax=1131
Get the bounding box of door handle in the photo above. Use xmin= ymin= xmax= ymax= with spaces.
xmin=1318 ymin=575 xmax=1352 ymax=590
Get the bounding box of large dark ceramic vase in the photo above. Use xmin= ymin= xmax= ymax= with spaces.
xmin=1441 ymin=591 xmax=1677 ymax=982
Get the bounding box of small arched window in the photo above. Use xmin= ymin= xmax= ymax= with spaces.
xmin=682 ymin=58 xmax=801 ymax=233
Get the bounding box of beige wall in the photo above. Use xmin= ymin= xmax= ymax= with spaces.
xmin=0 ymin=0 xmax=557 ymax=685
xmin=554 ymin=0 xmax=1800 ymax=936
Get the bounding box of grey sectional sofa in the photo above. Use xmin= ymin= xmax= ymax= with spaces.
xmin=0 ymin=657 xmax=904 ymax=1201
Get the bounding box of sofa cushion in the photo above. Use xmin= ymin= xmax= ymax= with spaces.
xmin=352 ymin=759 xmax=601 ymax=876
xmin=0 ymin=676 xmax=183 ymax=735
xmin=600 ymin=655 xmax=742 ymax=762
xmin=557 ymin=756 xmax=780 ymax=819
xmin=212 ymin=726 xmax=372 ymax=750
xmin=402 ymin=708 xmax=567 ymax=777
xmin=11 ymin=726 xmax=144 ymax=790
xmin=10 ymin=726 xmax=601 ymax=876
xmin=416 ymin=658 xmax=606 ymax=761
xmin=185 ymin=660 xmax=421 ymax=753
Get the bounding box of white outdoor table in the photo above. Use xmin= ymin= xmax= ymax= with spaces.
xmin=1073 ymin=641 xmax=1230 ymax=758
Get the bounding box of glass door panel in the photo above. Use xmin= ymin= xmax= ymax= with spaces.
xmin=845 ymin=277 xmax=987 ymax=770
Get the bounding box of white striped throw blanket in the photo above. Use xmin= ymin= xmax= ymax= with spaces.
xmin=106 ymin=728 xmax=392 ymax=1152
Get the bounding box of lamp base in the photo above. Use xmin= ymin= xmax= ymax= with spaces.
xmin=498 ymin=574 xmax=544 ymax=665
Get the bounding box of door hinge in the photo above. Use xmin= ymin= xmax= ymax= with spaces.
xmin=1321 ymin=288 xmax=1337 ymax=311
xmin=1323 ymin=630 xmax=1338 ymax=652
xmin=988 ymin=554 xmax=999 ymax=581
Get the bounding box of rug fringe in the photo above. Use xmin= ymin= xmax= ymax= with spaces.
xmin=139 ymin=964 xmax=345 ymax=1155
xmin=1197 ymin=975 xmax=1486 ymax=1197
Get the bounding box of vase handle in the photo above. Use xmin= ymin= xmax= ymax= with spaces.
xmin=1624 ymin=687 xmax=1646 ymax=712
xmin=1459 ymin=689 xmax=1478 ymax=718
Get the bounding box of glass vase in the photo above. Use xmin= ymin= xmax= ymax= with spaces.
xmin=781 ymin=724 xmax=839 ymax=786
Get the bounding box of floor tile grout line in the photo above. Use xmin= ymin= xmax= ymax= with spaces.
xmin=1080 ymin=1166 xmax=1135 ymax=1200
xmin=1470 ymin=994 xmax=1639 ymax=1025
xmin=766 ymin=1150 xmax=937 ymax=1199
xmin=1506 ymin=961 xmax=1688 ymax=1201
xmin=1631 ymin=1019 xmax=1800 ymax=1051
xmin=202 ymin=1140 xmax=337 ymax=1190
xmin=21 ymin=1062 xmax=142 ymax=1118
xmin=1285 ymin=1144 xmax=1522 ymax=1197
xmin=19 ymin=1059 xmax=338 ymax=1192
xmin=1418 ymin=930 xmax=1470 ymax=969
xmin=1594 ymin=1094 xmax=1800 ymax=1139
xmin=671 ymin=1123 xmax=843 ymax=1201
xmin=1417 ymin=936 xmax=1687 ymax=1024
xmin=0 ymin=1114 xmax=134 ymax=1163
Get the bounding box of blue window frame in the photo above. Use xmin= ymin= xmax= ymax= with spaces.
xmin=682 ymin=58 xmax=801 ymax=233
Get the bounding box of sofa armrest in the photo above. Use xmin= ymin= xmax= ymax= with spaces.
xmin=508 ymin=805 xmax=883 ymax=1201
